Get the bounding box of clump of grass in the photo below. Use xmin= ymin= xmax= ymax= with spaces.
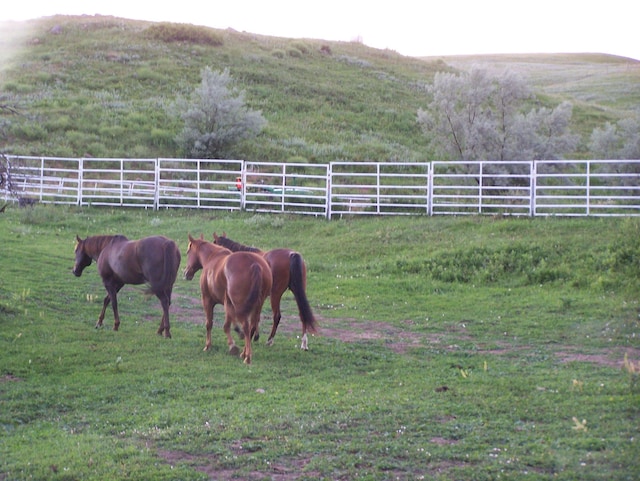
xmin=397 ymin=244 xmax=566 ymax=285
xmin=143 ymin=23 xmax=223 ymax=46
xmin=243 ymin=214 xmax=285 ymax=229
xmin=289 ymin=41 xmax=310 ymax=55
xmin=623 ymin=353 xmax=639 ymax=390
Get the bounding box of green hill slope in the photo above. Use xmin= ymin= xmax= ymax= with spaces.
xmin=1 ymin=15 xmax=638 ymax=161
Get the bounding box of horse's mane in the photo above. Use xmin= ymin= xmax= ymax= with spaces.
xmin=215 ymin=235 xmax=262 ymax=253
xmin=83 ymin=235 xmax=128 ymax=257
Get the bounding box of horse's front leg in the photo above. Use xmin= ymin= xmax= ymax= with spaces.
xmin=102 ymin=283 xmax=124 ymax=331
xmin=96 ymin=294 xmax=111 ymax=328
xmin=109 ymin=291 xmax=121 ymax=331
xmin=266 ymin=292 xmax=282 ymax=346
xmin=202 ymin=297 xmax=215 ymax=351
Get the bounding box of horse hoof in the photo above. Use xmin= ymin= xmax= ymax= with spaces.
xmin=203 ymin=345 xmax=211 ymax=352
xmin=266 ymin=339 xmax=274 ymax=347
xmin=229 ymin=345 xmax=240 ymax=357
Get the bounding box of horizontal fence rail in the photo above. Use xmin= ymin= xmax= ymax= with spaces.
xmin=1 ymin=156 xmax=638 ymax=218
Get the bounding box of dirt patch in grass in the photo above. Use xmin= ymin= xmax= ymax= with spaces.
xmin=170 ymin=293 xmax=640 ymax=367
xmin=157 ymin=448 xmax=319 ymax=481
xmin=554 ymin=349 xmax=632 ymax=368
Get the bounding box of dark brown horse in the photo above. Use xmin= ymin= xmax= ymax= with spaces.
xmin=184 ymin=234 xmax=272 ymax=364
xmin=213 ymin=232 xmax=317 ymax=350
xmin=73 ymin=235 xmax=181 ymax=338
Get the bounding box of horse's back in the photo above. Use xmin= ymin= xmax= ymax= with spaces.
xmin=225 ymin=252 xmax=271 ymax=294
xmin=223 ymin=252 xmax=271 ymax=318
xmin=226 ymin=251 xmax=269 ymax=275
xmin=101 ymin=235 xmax=180 ymax=287
xmin=264 ymin=248 xmax=303 ymax=282
xmin=138 ymin=236 xmax=181 ymax=287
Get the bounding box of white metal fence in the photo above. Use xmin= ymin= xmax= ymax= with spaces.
xmin=1 ymin=156 xmax=638 ymax=218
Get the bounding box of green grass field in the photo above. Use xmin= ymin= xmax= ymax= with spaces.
xmin=1 ymin=206 xmax=638 ymax=480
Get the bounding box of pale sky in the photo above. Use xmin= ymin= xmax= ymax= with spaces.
xmin=1 ymin=0 xmax=638 ymax=61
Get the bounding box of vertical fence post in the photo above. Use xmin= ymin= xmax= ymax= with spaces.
xmin=530 ymin=160 xmax=536 ymax=217
xmin=478 ymin=161 xmax=483 ymax=214
xmin=376 ymin=164 xmax=381 ymax=214
xmin=327 ymin=163 xmax=333 ymax=220
xmin=280 ymin=163 xmax=286 ymax=212
xmin=77 ymin=158 xmax=84 ymax=206
xmin=427 ymin=164 xmax=433 ymax=216
xmin=38 ymin=157 xmax=45 ymax=202
xmin=240 ymin=161 xmax=246 ymax=211
xmin=586 ymin=160 xmax=591 ymax=216
xmin=119 ymin=158 xmax=124 ymax=206
xmin=154 ymin=158 xmax=160 ymax=210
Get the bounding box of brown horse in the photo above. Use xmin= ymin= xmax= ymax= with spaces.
xmin=184 ymin=234 xmax=272 ymax=364
xmin=213 ymin=232 xmax=317 ymax=350
xmin=73 ymin=235 xmax=181 ymax=338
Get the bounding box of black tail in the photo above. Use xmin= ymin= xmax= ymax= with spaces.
xmin=289 ymin=253 xmax=317 ymax=333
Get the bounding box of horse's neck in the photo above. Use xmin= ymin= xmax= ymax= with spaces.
xmin=220 ymin=237 xmax=261 ymax=253
xmin=86 ymin=235 xmax=121 ymax=259
xmin=199 ymin=243 xmax=229 ymax=264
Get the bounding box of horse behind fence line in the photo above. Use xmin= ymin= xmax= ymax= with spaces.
xmin=184 ymin=234 xmax=272 ymax=364
xmin=73 ymin=234 xmax=181 ymax=338
xmin=213 ymin=232 xmax=318 ymax=350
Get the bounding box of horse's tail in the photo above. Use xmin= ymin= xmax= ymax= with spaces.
xmin=289 ymin=252 xmax=317 ymax=334
xmin=237 ymin=262 xmax=265 ymax=320
xmin=158 ymin=239 xmax=181 ymax=296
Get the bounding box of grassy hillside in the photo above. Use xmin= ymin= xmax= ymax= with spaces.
xmin=1 ymin=15 xmax=639 ymax=161
xmin=1 ymin=207 xmax=639 ymax=480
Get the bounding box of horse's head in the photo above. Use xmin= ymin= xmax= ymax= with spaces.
xmin=184 ymin=233 xmax=205 ymax=280
xmin=72 ymin=235 xmax=92 ymax=277
xmin=212 ymin=231 xmax=227 ymax=246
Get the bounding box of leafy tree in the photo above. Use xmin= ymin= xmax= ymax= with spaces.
xmin=515 ymin=101 xmax=578 ymax=160
xmin=417 ymin=68 xmax=578 ymax=162
xmin=589 ymin=111 xmax=640 ymax=159
xmin=173 ymin=67 xmax=266 ymax=159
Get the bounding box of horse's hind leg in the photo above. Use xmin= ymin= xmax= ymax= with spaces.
xmin=109 ymin=293 xmax=121 ymax=331
xmin=266 ymin=292 xmax=282 ymax=346
xmin=105 ymin=283 xmax=123 ymax=331
xmin=223 ymin=307 xmax=240 ymax=357
xmin=157 ymin=294 xmax=171 ymax=338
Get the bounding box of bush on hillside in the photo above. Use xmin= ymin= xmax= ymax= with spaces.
xmin=172 ymin=67 xmax=266 ymax=159
xmin=144 ymin=23 xmax=223 ymax=46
